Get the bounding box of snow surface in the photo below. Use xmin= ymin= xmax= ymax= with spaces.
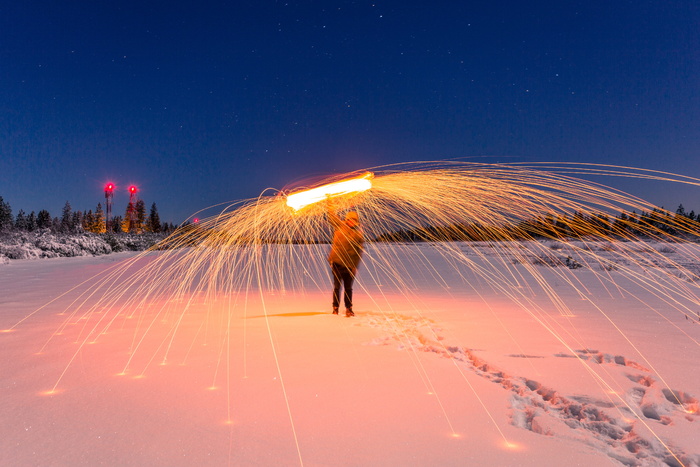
xmin=1 ymin=242 xmax=699 ymax=466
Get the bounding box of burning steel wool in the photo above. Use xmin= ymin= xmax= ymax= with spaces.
xmin=285 ymin=172 xmax=374 ymax=211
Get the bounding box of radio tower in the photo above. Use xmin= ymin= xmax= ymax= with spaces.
xmin=104 ymin=183 xmax=114 ymax=232
xmin=127 ymin=185 xmax=138 ymax=233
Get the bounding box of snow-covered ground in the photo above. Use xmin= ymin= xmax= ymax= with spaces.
xmin=1 ymin=242 xmax=698 ymax=466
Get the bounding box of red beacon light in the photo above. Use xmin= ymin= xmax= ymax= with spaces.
xmin=105 ymin=183 xmax=115 ymax=192
xmin=129 ymin=186 xmax=138 ymax=194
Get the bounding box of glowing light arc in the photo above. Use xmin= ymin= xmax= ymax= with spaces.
xmin=285 ymin=172 xmax=374 ymax=211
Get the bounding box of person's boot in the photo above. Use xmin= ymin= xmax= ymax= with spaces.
xmin=345 ymin=307 xmax=354 ymax=317
xmin=332 ymin=306 xmax=339 ymax=315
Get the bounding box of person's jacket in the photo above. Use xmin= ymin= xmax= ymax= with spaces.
xmin=328 ymin=209 xmax=364 ymax=272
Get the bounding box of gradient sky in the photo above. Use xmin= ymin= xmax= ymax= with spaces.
xmin=1 ymin=1 xmax=698 ymax=223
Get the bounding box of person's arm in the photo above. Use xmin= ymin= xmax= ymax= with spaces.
xmin=327 ymin=198 xmax=342 ymax=228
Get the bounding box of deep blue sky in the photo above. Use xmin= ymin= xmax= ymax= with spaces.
xmin=1 ymin=1 xmax=698 ymax=223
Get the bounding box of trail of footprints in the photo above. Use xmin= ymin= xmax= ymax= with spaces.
xmin=360 ymin=313 xmax=699 ymax=467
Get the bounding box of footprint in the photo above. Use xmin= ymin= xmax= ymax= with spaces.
xmin=627 ymin=386 xmax=646 ymax=407
xmin=626 ymin=373 xmax=655 ymax=387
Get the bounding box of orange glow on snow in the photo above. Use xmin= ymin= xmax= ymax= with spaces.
xmin=286 ymin=172 xmax=373 ymax=211
xmin=501 ymin=440 xmax=523 ymax=451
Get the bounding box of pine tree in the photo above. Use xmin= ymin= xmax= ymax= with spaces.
xmin=593 ymin=213 xmax=610 ymax=234
xmin=135 ymin=199 xmax=146 ymax=233
xmin=124 ymin=202 xmax=135 ymax=233
xmin=15 ymin=209 xmax=28 ymax=231
xmin=112 ymin=215 xmax=123 ymax=233
xmin=83 ymin=210 xmax=95 ymax=232
xmin=27 ymin=211 xmax=37 ymax=231
xmin=37 ymin=210 xmax=52 ymax=230
xmin=94 ymin=203 xmax=106 ymax=234
xmin=0 ymin=196 xmax=12 ymax=231
xmin=148 ymin=203 xmax=161 ymax=233
xmin=554 ymin=214 xmax=570 ymax=238
xmin=72 ymin=211 xmax=84 ymax=232
xmin=61 ymin=201 xmax=73 ymax=233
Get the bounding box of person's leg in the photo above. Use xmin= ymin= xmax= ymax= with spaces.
xmin=342 ymin=267 xmax=355 ymax=312
xmin=331 ymin=263 xmax=342 ymax=312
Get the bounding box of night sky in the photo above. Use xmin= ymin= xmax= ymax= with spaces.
xmin=1 ymin=1 xmax=698 ymax=223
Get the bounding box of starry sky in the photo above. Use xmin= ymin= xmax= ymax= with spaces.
xmin=1 ymin=1 xmax=698 ymax=223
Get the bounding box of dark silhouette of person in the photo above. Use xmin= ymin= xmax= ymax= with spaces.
xmin=327 ymin=201 xmax=364 ymax=316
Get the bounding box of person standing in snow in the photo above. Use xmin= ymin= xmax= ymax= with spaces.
xmin=327 ymin=199 xmax=364 ymax=317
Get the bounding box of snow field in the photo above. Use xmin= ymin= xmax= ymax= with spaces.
xmin=1 ymin=241 xmax=698 ymax=466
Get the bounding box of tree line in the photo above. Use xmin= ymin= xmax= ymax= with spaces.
xmin=4 ymin=194 xmax=699 ymax=242
xmin=514 ymin=204 xmax=700 ymax=240
xmin=0 ymin=196 xmax=177 ymax=235
xmin=375 ymin=204 xmax=700 ymax=243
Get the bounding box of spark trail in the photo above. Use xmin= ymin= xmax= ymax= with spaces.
xmin=7 ymin=161 xmax=700 ymax=466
